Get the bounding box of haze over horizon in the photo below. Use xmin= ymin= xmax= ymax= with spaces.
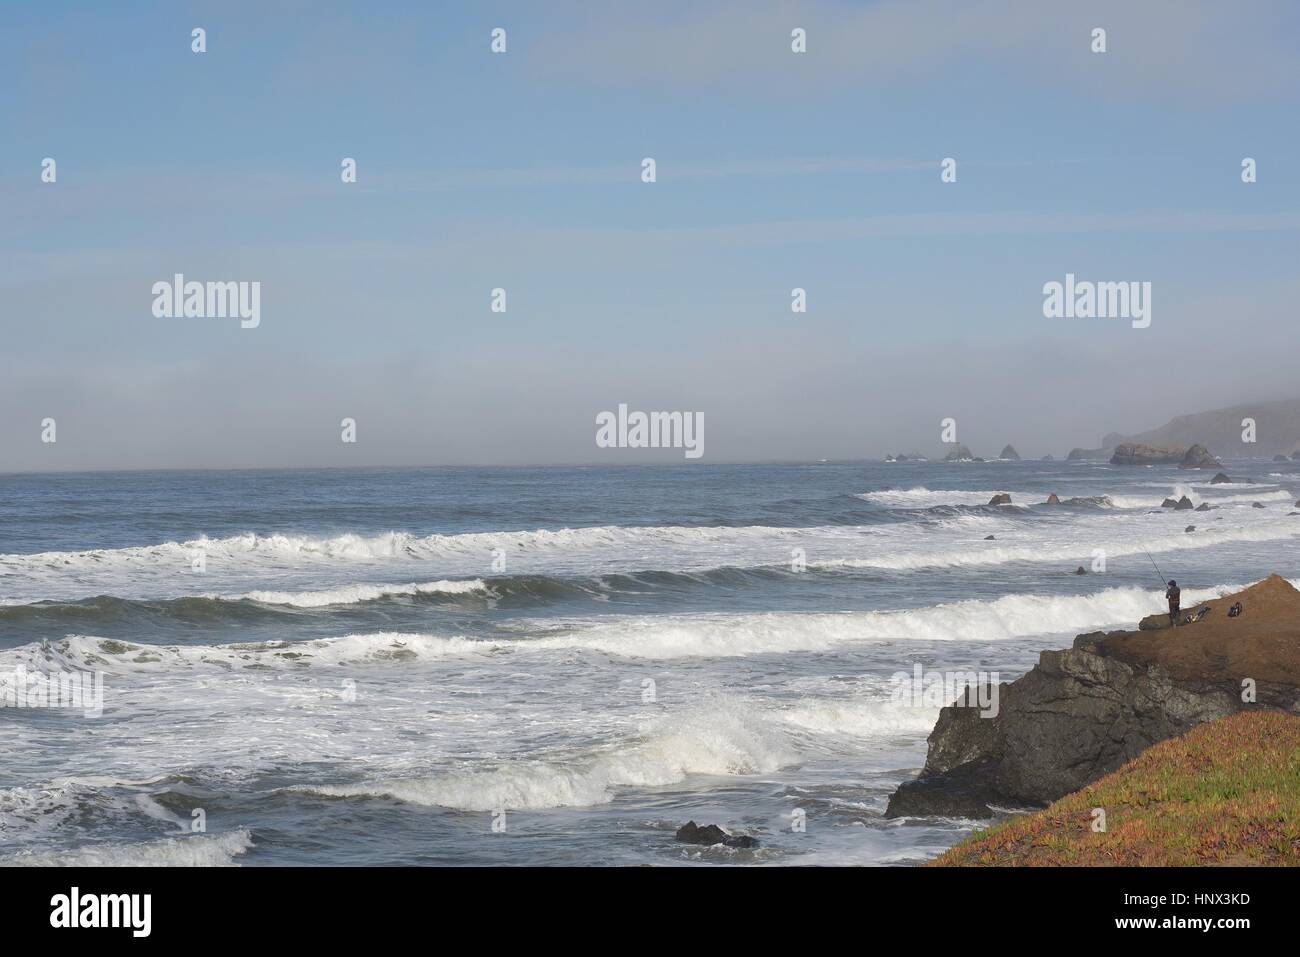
xmin=4 ymin=0 xmax=1299 ymax=471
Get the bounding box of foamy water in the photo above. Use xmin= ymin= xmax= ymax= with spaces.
xmin=1 ymin=461 xmax=1296 ymax=865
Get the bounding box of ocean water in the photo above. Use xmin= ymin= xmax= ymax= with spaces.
xmin=2 ymin=461 xmax=1297 ymax=866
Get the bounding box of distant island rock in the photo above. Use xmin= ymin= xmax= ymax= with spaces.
xmin=1067 ymin=447 xmax=1108 ymax=461
xmin=1110 ymin=442 xmax=1185 ymax=465
xmin=999 ymin=444 xmax=1020 ymax=460
xmin=1107 ymin=442 xmax=1220 ymax=469
xmin=943 ymin=444 xmax=975 ymax=462
xmin=1180 ymin=444 xmax=1221 ymax=469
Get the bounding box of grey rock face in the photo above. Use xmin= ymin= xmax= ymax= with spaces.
xmin=885 ymin=648 xmax=1239 ymax=818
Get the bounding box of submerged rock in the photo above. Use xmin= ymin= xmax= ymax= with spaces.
xmin=1209 ymin=472 xmax=1233 ymax=484
xmin=988 ymin=493 xmax=1012 ymax=506
xmin=1174 ymin=495 xmax=1195 ymax=510
xmin=1074 ymin=566 xmax=1088 ymax=575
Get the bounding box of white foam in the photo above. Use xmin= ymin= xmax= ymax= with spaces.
xmin=517 ymin=586 xmax=1167 ymax=658
xmin=3 ymin=631 xmax=497 ymax=674
xmin=814 ymin=517 xmax=1300 ymax=572
xmin=4 ymin=497 xmax=1297 ymax=606
xmin=7 ymin=578 xmax=1286 ymax=673
xmin=303 ymin=699 xmax=792 ymax=811
xmin=1 ymin=829 xmax=253 ymax=867
xmin=779 ymin=698 xmax=940 ymax=737
xmin=227 ymin=579 xmax=488 ymax=607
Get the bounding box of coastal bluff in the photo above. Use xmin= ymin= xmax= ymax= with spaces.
xmin=886 ymin=575 xmax=1300 ymax=818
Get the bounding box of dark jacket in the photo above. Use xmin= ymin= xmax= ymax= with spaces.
xmin=1166 ymin=584 xmax=1181 ymax=607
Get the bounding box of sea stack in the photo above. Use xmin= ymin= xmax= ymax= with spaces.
xmin=1179 ymin=444 xmax=1221 ymax=469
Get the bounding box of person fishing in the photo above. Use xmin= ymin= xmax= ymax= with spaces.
xmin=1165 ymin=579 xmax=1181 ymax=627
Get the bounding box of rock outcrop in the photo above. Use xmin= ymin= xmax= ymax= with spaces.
xmin=1107 ymin=441 xmax=1218 ymax=468
xmin=1045 ymin=493 xmax=1059 ymax=504
xmin=885 ymin=576 xmax=1300 ymax=819
xmin=1179 ymin=444 xmax=1221 ymax=469
xmin=943 ymin=445 xmax=974 ymax=462
xmin=675 ymin=821 xmax=758 ymax=848
xmin=999 ymin=445 xmax=1020 ymax=461
xmin=1209 ymin=472 xmax=1233 ymax=484
xmin=1110 ymin=442 xmax=1186 ymax=465
xmin=987 ymin=493 xmax=1012 ymax=506
xmin=1067 ymin=447 xmax=1108 ymax=461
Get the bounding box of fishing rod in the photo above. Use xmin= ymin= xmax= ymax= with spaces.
xmin=1140 ymin=544 xmax=1169 ymax=589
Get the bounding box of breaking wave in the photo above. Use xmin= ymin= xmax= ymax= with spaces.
xmin=9 ymin=580 xmax=1273 ymax=671
xmin=297 ymin=699 xmax=793 ymax=811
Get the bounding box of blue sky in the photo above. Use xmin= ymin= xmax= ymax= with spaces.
xmin=3 ymin=1 xmax=1299 ymax=469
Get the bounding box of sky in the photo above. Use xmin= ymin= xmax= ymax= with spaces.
xmin=2 ymin=0 xmax=1299 ymax=470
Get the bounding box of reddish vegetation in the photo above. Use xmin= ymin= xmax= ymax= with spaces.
xmin=933 ymin=710 xmax=1300 ymax=866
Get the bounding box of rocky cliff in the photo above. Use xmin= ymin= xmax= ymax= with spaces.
xmin=886 ymin=575 xmax=1300 ymax=818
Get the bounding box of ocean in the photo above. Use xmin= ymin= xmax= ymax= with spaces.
xmin=2 ymin=460 xmax=1297 ymax=866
